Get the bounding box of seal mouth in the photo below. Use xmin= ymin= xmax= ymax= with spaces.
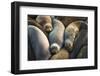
xmin=44 ymin=23 xmax=52 ymax=32
xmin=64 ymin=39 xmax=73 ymax=50
xmin=50 ymin=43 xmax=60 ymax=55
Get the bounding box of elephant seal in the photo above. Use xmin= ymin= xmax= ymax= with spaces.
xmin=70 ymin=29 xmax=88 ymax=59
xmin=36 ymin=16 xmax=52 ymax=33
xmin=50 ymin=48 xmax=69 ymax=60
xmin=49 ymin=19 xmax=65 ymax=55
xmin=64 ymin=21 xmax=87 ymax=52
xmin=28 ymin=25 xmax=51 ymax=60
xmin=28 ymin=16 xmax=43 ymax=31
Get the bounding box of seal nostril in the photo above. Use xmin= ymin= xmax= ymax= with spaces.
xmin=46 ymin=25 xmax=49 ymax=28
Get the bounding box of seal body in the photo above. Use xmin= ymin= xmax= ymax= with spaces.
xmin=28 ymin=25 xmax=51 ymax=60
xmin=70 ymin=29 xmax=88 ymax=59
xmin=50 ymin=48 xmax=69 ymax=60
xmin=49 ymin=19 xmax=65 ymax=55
